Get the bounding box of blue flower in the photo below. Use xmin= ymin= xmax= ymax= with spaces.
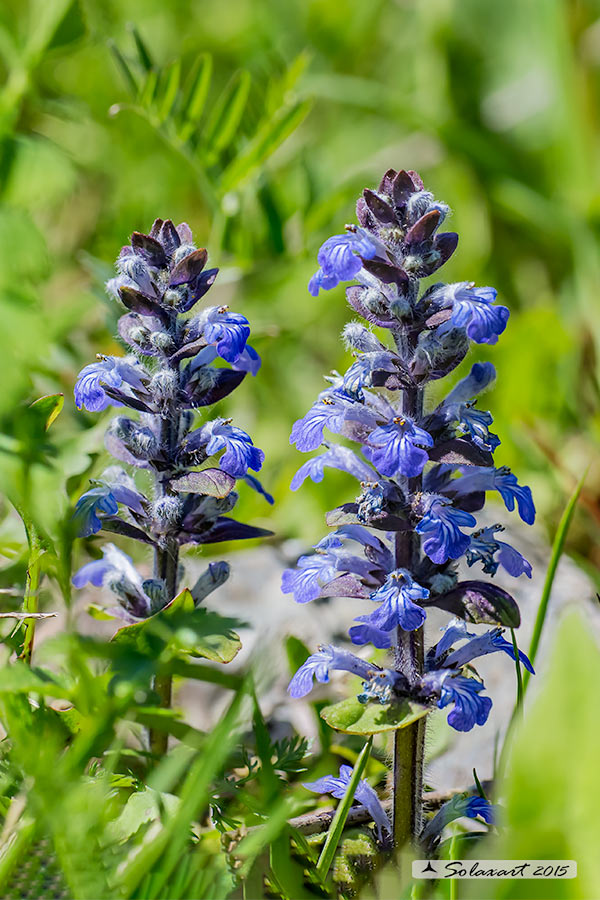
xmin=308 ymin=232 xmax=376 ymax=296
xmin=281 ymin=552 xmax=338 ymax=604
xmin=348 ymin=623 xmax=392 ymax=649
xmin=451 ymin=467 xmax=536 ymax=525
xmin=290 ymin=445 xmax=376 ymax=491
xmin=466 ymin=525 xmax=532 ymax=577
xmin=441 ymin=362 xmax=496 ymax=405
xmin=72 ymin=543 xmax=154 ymax=619
xmin=73 ymin=470 xmax=146 ymax=537
xmin=288 ymin=645 xmax=376 ymax=698
xmin=304 ymin=764 xmax=391 ymax=841
xmin=416 ymin=496 xmax=476 ymax=563
xmin=73 ymin=486 xmax=118 ymax=537
xmin=421 ymin=793 xmax=496 ymax=847
xmin=290 ymin=390 xmax=375 ymax=453
xmin=437 ymin=674 xmax=492 ymax=731
xmin=242 ymin=473 xmax=274 ymax=504
xmin=455 ymin=403 xmax=500 ymax=453
xmin=232 ymin=344 xmax=261 ymax=375
xmin=74 ymin=357 xmax=145 ymax=412
xmin=355 ymin=569 xmax=429 ymax=632
xmin=203 ymin=420 xmax=264 ymax=477
xmin=281 ymin=529 xmax=378 ymax=604
xmin=442 ymin=627 xmax=535 ymax=674
xmin=342 ymin=351 xmax=399 ymax=398
xmin=365 ymin=417 xmax=433 ymax=478
xmin=436 ymin=282 xmax=509 ymax=344
xmin=202 ymin=306 xmax=250 ymax=363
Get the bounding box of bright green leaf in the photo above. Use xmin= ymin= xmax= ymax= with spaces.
xmin=320 ymin=696 xmax=430 ymax=735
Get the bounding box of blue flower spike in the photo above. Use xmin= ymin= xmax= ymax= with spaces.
xmin=284 ymin=167 xmax=536 ymax=841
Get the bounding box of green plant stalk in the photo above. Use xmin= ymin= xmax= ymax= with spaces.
xmin=149 ymin=359 xmax=181 ymax=759
xmin=316 ymin=736 xmax=373 ymax=880
xmin=20 ymin=518 xmax=45 ymax=666
xmin=522 ymin=471 xmax=586 ymax=694
xmin=510 ymin=628 xmax=523 ymax=713
xmin=392 ymin=384 xmax=425 ymax=847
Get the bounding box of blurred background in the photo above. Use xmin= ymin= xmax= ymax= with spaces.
xmin=0 ymin=0 xmax=600 ymax=896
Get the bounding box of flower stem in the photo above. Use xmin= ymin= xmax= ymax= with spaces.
xmin=391 ymin=382 xmax=425 ymax=847
xmin=149 ymin=345 xmax=181 ymax=758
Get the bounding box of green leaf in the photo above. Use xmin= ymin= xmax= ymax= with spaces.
xmin=29 ymin=393 xmax=64 ymax=431
xmin=220 ymin=99 xmax=311 ymax=192
xmin=203 ymin=69 xmax=251 ymax=158
xmin=316 ymin=737 xmax=372 ymax=879
xmin=0 ymin=662 xmax=71 ymax=699
xmin=107 ymin=786 xmax=179 ymax=844
xmin=158 ymin=59 xmax=181 ymax=123
xmin=111 ymin=589 xmax=242 ymax=663
xmin=128 ymin=24 xmax=153 ymax=72
xmin=179 ymin=52 xmax=212 ymax=139
xmin=320 ymin=696 xmax=430 ymax=735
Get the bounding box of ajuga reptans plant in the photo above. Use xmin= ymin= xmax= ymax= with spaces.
xmin=71 ymin=219 xmax=271 ymax=752
xmin=283 ymin=169 xmax=535 ymax=848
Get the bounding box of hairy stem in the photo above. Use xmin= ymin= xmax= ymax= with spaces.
xmin=391 ymin=381 xmax=426 ymax=847
xmin=149 ymin=345 xmax=181 ymax=758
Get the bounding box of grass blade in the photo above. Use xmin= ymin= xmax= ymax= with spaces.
xmin=510 ymin=628 xmax=523 ymax=712
xmin=316 ymin=735 xmax=372 ymax=880
xmin=523 ymin=470 xmax=587 ymax=693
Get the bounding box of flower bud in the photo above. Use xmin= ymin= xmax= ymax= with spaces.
xmin=342 ymin=322 xmax=381 ymax=353
xmin=153 ymin=495 xmax=183 ymax=526
xmin=150 ymin=370 xmax=178 ymax=402
xmin=172 ymin=243 xmax=197 ymax=265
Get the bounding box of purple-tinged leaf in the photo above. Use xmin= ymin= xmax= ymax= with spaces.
xmin=429 ymin=439 xmax=494 ymax=467
xmin=363 ymin=189 xmax=396 ymax=224
xmin=170 ymin=338 xmax=208 ymax=365
xmin=118 ymin=286 xmax=168 ymax=320
xmin=169 ymin=248 xmax=208 ymax=286
xmin=405 ymin=209 xmax=441 ymax=245
xmin=425 ymin=309 xmax=453 ymax=328
xmin=100 ymin=517 xmax=157 ymax=546
xmin=392 ymin=170 xmax=418 ymax=206
xmin=426 ymin=580 xmax=521 ymax=628
xmin=170 ymin=468 xmax=236 ymax=498
xmin=318 ymin=575 xmax=372 ymax=599
xmin=131 ymin=232 xmax=167 ymax=267
xmin=158 ymin=220 xmax=180 ymax=256
xmin=181 ymin=368 xmax=245 ymax=407
xmin=361 ymin=259 xmax=409 ymax=289
xmin=423 ymin=232 xmax=458 ymax=274
xmin=102 ymin=387 xmax=155 ymax=414
xmin=377 ymin=167 xmax=398 ymax=193
xmin=180 ymin=517 xmax=273 ymax=545
xmin=176 ymin=222 xmax=193 ymax=243
xmin=179 ymin=268 xmax=219 ymax=312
